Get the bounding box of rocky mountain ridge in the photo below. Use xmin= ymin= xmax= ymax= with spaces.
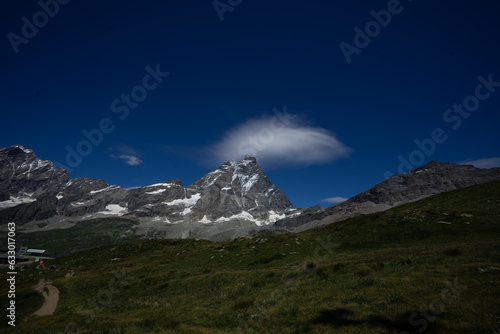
xmin=0 ymin=145 xmax=296 ymax=240
xmin=2 ymin=145 xmax=500 ymax=242
xmin=274 ymin=160 xmax=500 ymax=232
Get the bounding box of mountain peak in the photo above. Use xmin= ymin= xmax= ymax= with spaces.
xmin=224 ymin=160 xmax=237 ymax=167
xmin=242 ymin=155 xmax=257 ymax=163
xmin=2 ymin=145 xmax=34 ymax=156
xmin=412 ymin=160 xmax=440 ymax=172
xmin=411 ymin=160 xmax=464 ymax=174
xmin=0 ymin=145 xmax=70 ymax=206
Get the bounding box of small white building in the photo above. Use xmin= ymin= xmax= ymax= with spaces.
xmin=27 ymin=249 xmax=47 ymax=256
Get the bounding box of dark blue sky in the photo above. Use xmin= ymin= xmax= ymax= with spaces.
xmin=1 ymin=0 xmax=499 ymax=208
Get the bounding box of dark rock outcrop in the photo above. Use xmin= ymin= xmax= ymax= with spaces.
xmin=275 ymin=161 xmax=500 ymax=232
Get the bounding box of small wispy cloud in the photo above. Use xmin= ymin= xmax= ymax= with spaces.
xmin=321 ymin=196 xmax=349 ymax=204
xmin=109 ymin=144 xmax=144 ymax=166
xmin=206 ymin=110 xmax=351 ymax=168
xmin=459 ymin=157 xmax=500 ymax=169
xmin=110 ymin=154 xmax=143 ymax=166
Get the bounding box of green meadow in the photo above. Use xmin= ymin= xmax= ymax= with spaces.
xmin=1 ymin=181 xmax=499 ymax=333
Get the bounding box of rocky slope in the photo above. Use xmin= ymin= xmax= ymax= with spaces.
xmin=2 ymin=145 xmax=500 ymax=242
xmin=0 ymin=145 xmax=296 ymax=241
xmin=0 ymin=145 xmax=69 ymax=203
xmin=275 ymin=160 xmax=500 ymax=232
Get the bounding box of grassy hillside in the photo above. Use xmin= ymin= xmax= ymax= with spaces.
xmin=1 ymin=181 xmax=499 ymax=333
xmin=13 ymin=218 xmax=140 ymax=256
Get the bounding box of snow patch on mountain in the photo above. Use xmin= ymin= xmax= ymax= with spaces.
xmin=199 ymin=215 xmax=211 ymax=224
xmin=164 ymin=193 xmax=201 ymax=207
xmin=0 ymin=196 xmax=36 ymax=209
xmin=99 ymin=204 xmax=128 ymax=216
xmin=216 ymin=211 xmax=256 ymax=224
xmin=71 ymin=201 xmax=91 ymax=207
xmin=265 ymin=187 xmax=276 ymax=196
xmin=267 ymin=210 xmax=286 ymax=223
xmin=202 ymin=169 xmax=224 ymax=188
xmin=145 ymin=189 xmax=167 ymax=195
xmin=210 ymin=209 xmax=287 ymax=226
xmin=90 ymin=185 xmax=120 ymax=194
xmin=16 ymin=160 xmax=52 ymax=178
xmin=242 ymin=174 xmax=259 ymax=192
xmin=153 ymin=216 xmax=171 ymax=223
xmin=146 ymin=182 xmax=179 ymax=188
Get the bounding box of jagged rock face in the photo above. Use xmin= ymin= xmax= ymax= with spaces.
xmin=5 ymin=145 xmax=498 ymax=241
xmin=126 ymin=179 xmax=186 ymax=212
xmin=272 ymin=205 xmax=324 ymax=231
xmin=0 ymin=146 xmax=295 ymax=239
xmin=186 ymin=156 xmax=293 ymax=222
xmin=349 ymin=161 xmax=500 ymax=206
xmin=0 ymin=145 xmax=69 ymax=202
xmin=276 ymin=161 xmax=500 ymax=232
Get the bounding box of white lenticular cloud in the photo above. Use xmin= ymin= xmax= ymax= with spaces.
xmin=321 ymin=196 xmax=349 ymax=204
xmin=111 ymin=154 xmax=143 ymax=166
xmin=208 ymin=111 xmax=351 ymax=167
xmin=460 ymin=157 xmax=500 ymax=169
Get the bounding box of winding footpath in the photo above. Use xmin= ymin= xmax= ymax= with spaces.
xmin=32 ymin=278 xmax=60 ymax=316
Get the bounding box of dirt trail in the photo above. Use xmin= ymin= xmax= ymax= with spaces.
xmin=36 ymin=263 xmax=47 ymax=270
xmin=32 ymin=279 xmax=60 ymax=316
